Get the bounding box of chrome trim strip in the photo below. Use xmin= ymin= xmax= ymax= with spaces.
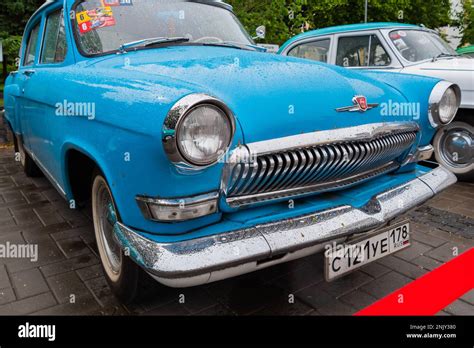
xmin=225 ymin=161 xmax=399 ymax=207
xmin=114 ymin=166 xmax=456 ymax=287
xmin=23 ymin=146 xmax=67 ymax=197
xmin=246 ymin=122 xmax=419 ymax=156
xmin=428 ymin=81 xmax=461 ymax=128
xmin=403 ymin=145 xmax=434 ymax=165
xmin=336 ymin=103 xmax=379 ymax=113
xmin=162 ymin=93 xmax=236 ymax=171
xmin=136 ymin=191 xmax=219 ymax=207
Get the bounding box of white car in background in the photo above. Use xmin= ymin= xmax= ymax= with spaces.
xmin=280 ymin=23 xmax=474 ymax=180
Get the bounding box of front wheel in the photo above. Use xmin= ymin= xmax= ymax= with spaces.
xmin=91 ymin=172 xmax=140 ymax=303
xmin=433 ymin=122 xmax=474 ymax=182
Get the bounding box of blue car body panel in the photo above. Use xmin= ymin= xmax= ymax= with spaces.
xmin=4 ymin=1 xmax=442 ymax=243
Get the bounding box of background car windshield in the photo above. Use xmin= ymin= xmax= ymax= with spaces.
xmin=73 ymin=0 xmax=253 ymax=55
xmin=389 ymin=29 xmax=457 ymax=62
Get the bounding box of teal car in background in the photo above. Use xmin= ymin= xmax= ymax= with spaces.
xmin=280 ymin=23 xmax=474 ymax=181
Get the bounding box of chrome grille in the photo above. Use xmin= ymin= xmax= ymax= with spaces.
xmin=223 ymin=126 xmax=418 ymax=207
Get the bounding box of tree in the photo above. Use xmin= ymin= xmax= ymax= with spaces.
xmin=228 ymin=0 xmax=292 ymax=45
xmin=457 ymin=0 xmax=474 ymax=45
xmin=229 ymin=0 xmax=457 ymax=45
xmin=0 ymin=0 xmax=43 ymax=76
xmin=0 ymin=0 xmax=44 ymax=36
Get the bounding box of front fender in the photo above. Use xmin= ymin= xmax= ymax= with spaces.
xmin=357 ymin=70 xmax=441 ymax=145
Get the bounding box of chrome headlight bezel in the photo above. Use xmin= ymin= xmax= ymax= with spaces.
xmin=428 ymin=81 xmax=461 ymax=128
xmin=162 ymin=94 xmax=236 ymax=170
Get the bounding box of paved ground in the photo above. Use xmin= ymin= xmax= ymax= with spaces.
xmin=0 ymin=142 xmax=472 ymax=315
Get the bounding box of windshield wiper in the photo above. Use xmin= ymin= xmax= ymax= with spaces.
xmin=119 ymin=37 xmax=190 ymax=52
xmin=202 ymin=41 xmax=266 ymax=52
xmin=432 ymin=52 xmax=458 ymax=61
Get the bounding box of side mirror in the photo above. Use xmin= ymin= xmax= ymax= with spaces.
xmin=254 ymin=25 xmax=266 ymax=40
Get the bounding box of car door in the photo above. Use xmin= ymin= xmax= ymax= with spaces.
xmin=17 ymin=20 xmax=42 ymax=153
xmin=26 ymin=8 xmax=69 ymax=181
xmin=333 ymin=31 xmax=401 ymax=71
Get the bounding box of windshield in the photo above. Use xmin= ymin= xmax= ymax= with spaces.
xmin=389 ymin=29 xmax=458 ymax=63
xmin=72 ymin=0 xmax=253 ymax=56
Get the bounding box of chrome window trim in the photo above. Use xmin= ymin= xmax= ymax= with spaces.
xmin=332 ymin=30 xmax=403 ymax=69
xmin=280 ymin=35 xmax=334 ymax=63
xmin=428 ymin=81 xmax=461 ymax=128
xmin=162 ymin=93 xmax=236 ymax=171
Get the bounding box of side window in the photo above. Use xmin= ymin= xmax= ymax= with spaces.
xmin=41 ymin=10 xmax=67 ymax=64
xmin=336 ymin=35 xmax=391 ymax=67
xmin=24 ymin=23 xmax=41 ymax=66
xmin=288 ymin=39 xmax=331 ymax=63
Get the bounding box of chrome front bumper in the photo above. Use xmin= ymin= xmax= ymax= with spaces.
xmin=114 ymin=166 xmax=456 ymax=288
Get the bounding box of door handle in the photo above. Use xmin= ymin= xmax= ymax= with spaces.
xmin=23 ymin=70 xmax=36 ymax=76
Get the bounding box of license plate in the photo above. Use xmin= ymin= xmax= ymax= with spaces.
xmin=325 ymin=221 xmax=411 ymax=281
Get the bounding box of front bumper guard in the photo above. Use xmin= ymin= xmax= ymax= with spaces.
xmin=114 ymin=166 xmax=456 ymax=287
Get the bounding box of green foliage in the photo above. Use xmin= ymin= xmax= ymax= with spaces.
xmin=0 ymin=0 xmax=43 ymax=75
xmin=1 ymin=36 xmax=22 ymax=73
xmin=229 ymin=0 xmax=458 ymax=45
xmin=0 ymin=0 xmax=44 ymax=36
xmin=457 ymin=0 xmax=474 ymax=45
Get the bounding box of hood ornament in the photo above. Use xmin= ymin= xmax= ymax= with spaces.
xmin=336 ymin=96 xmax=379 ymax=113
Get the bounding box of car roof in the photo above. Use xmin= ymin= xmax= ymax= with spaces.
xmin=280 ymin=22 xmax=421 ymax=52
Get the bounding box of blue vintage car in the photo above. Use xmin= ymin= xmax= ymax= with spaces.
xmin=3 ymin=0 xmax=460 ymax=302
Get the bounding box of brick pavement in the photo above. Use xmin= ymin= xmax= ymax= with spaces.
xmin=0 ymin=147 xmax=472 ymax=316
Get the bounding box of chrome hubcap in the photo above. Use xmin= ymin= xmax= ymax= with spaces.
xmin=440 ymin=128 xmax=473 ymax=168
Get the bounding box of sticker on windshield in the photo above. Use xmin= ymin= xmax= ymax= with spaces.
xmin=78 ymin=21 xmax=92 ymax=34
xmin=393 ymin=39 xmax=407 ymax=50
xmin=102 ymin=0 xmax=120 ymax=5
xmin=390 ymin=32 xmax=401 ymax=40
xmin=77 ymin=7 xmax=116 ymax=34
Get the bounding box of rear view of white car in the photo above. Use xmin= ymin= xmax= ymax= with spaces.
xmin=280 ymin=23 xmax=473 ymax=180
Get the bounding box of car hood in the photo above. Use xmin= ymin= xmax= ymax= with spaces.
xmin=87 ymin=46 xmax=414 ymax=143
xmin=402 ymin=57 xmax=474 ymax=108
xmin=408 ymin=57 xmax=474 ymax=71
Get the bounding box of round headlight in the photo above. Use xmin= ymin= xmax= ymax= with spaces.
xmin=177 ymin=104 xmax=232 ymax=166
xmin=438 ymin=88 xmax=458 ymax=124
xmin=429 ymin=82 xmax=461 ymax=128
